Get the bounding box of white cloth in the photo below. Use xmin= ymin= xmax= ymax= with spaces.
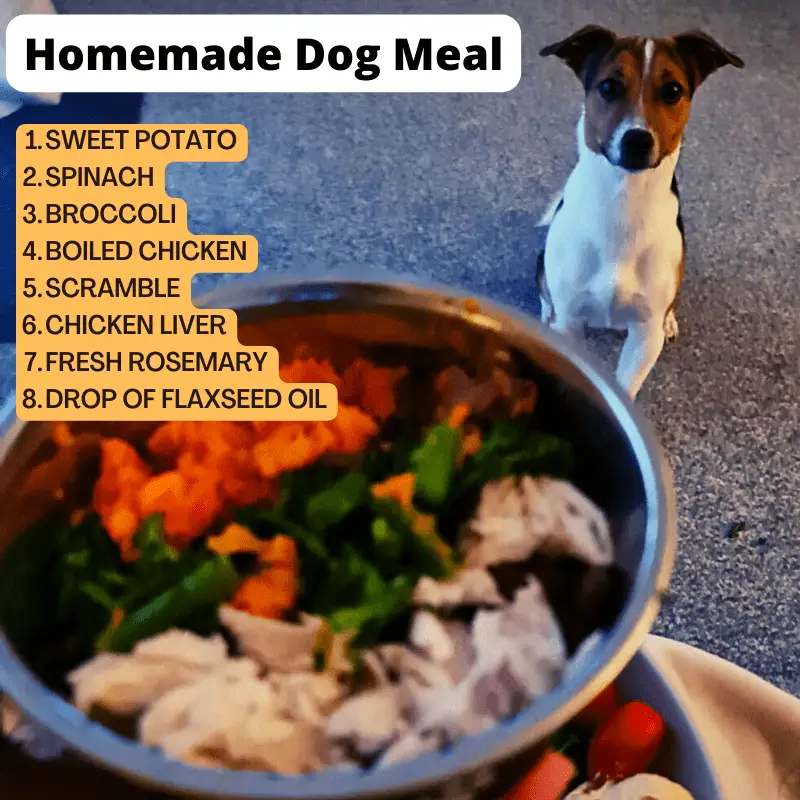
xmin=644 ymin=636 xmax=800 ymax=800
xmin=2 ymin=636 xmax=800 ymax=796
xmin=0 ymin=0 xmax=62 ymax=119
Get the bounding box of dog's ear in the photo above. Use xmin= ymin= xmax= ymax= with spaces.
xmin=672 ymin=30 xmax=744 ymax=94
xmin=539 ymin=25 xmax=618 ymax=88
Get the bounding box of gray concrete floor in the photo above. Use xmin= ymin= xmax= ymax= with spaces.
xmin=1 ymin=0 xmax=798 ymax=694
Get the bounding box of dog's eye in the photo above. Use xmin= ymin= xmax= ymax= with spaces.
xmin=660 ymin=81 xmax=684 ymax=105
xmin=598 ymin=78 xmax=624 ymax=101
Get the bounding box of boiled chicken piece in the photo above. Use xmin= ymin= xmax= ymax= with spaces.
xmin=566 ymin=774 xmax=694 ymax=799
xmin=376 ymin=728 xmax=444 ymax=767
xmin=463 ymin=477 xmax=531 ymax=567
xmin=67 ymin=630 xmax=232 ymax=715
xmin=377 ymin=644 xmax=455 ymax=690
xmin=409 ymin=611 xmax=475 ymax=683
xmin=267 ymin=671 xmax=346 ymax=725
xmin=412 ymin=577 xmax=566 ymax=740
xmin=361 ymin=649 xmax=391 ymax=687
xmin=326 ymin=685 xmax=409 ymax=757
xmin=464 ymin=476 xmax=613 ymax=568
xmin=139 ymin=665 xmax=325 ymax=774
xmin=468 ymin=576 xmax=567 ymax=698
xmin=410 ymin=611 xmax=456 ymax=665
xmin=528 ymin=477 xmax=614 ymax=565
xmin=413 ymin=568 xmax=505 ymax=609
xmin=219 ymin=605 xmax=323 ymax=673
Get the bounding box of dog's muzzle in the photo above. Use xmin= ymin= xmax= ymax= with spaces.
xmin=619 ymin=129 xmax=655 ymax=172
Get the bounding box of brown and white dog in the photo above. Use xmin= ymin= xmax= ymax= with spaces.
xmin=536 ymin=27 xmax=744 ymax=398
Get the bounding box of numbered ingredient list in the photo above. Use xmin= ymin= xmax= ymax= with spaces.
xmin=16 ymin=125 xmax=338 ymax=421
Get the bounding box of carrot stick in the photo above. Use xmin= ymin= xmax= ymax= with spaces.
xmin=503 ymin=748 xmax=576 ymax=800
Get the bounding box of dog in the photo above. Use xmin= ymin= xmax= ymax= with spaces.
xmin=536 ymin=26 xmax=744 ymax=398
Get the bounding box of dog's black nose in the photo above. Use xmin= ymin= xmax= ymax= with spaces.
xmin=620 ymin=129 xmax=654 ymax=170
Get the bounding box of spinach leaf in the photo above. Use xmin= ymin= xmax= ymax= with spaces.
xmin=370 ymin=497 xmax=455 ymax=580
xmin=120 ymin=515 xmax=210 ymax=613
xmin=0 ymin=513 xmax=129 ymax=687
xmin=135 ymin=514 xmax=179 ymax=565
xmin=276 ymin=464 xmax=346 ymax=522
xmin=238 ymin=507 xmax=328 ymax=561
xmin=362 ymin=421 xmax=417 ymax=481
xmin=98 ymin=555 xmax=239 ymax=653
xmin=0 ymin=516 xmax=61 ymax=664
xmin=453 ymin=419 xmax=575 ymax=498
xmin=328 ymin=575 xmax=413 ymax=647
xmin=306 ymin=472 xmax=371 ymax=533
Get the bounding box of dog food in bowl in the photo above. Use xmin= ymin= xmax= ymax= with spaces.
xmin=2 ymin=349 xmax=624 ymax=766
xmin=0 ymin=279 xmax=679 ymax=799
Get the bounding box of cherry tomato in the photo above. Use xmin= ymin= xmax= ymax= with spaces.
xmin=573 ymin=683 xmax=619 ymax=729
xmin=587 ymin=701 xmax=666 ymax=781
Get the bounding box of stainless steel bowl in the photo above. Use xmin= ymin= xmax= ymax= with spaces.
xmin=0 ymin=273 xmax=677 ymax=799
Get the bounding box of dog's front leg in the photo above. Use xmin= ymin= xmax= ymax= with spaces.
xmin=616 ymin=322 xmax=666 ymax=399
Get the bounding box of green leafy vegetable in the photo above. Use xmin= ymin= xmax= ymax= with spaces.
xmin=306 ymin=472 xmax=370 ymax=533
xmin=0 ymin=513 xmax=127 ymax=687
xmin=371 ymin=517 xmax=403 ymax=562
xmin=362 ymin=422 xmax=418 ymax=481
xmin=0 ymin=517 xmax=61 ymax=664
xmin=328 ymin=574 xmax=414 ymax=646
xmin=135 ymin=514 xmax=179 ymax=564
xmin=454 ymin=419 xmax=575 ymax=498
xmin=119 ymin=515 xmax=215 ymax=614
xmin=98 ymin=556 xmax=239 ymax=653
xmin=370 ymin=497 xmax=455 ymax=580
xmin=411 ymin=422 xmax=462 ymax=508
xmin=237 ymin=506 xmax=328 ymax=561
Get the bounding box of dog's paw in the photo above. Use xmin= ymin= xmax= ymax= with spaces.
xmin=664 ymin=310 xmax=679 ymax=342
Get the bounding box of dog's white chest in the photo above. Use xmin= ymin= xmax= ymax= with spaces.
xmin=543 ymin=135 xmax=683 ymax=332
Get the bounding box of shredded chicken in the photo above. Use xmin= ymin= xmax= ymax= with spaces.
xmin=566 ymin=774 xmax=694 ymax=799
xmin=464 ymin=475 xmax=613 ymax=568
xmin=377 ymin=644 xmax=455 ymax=691
xmin=325 ymin=630 xmax=356 ymax=678
xmin=139 ymin=664 xmax=327 ymax=774
xmin=469 ymin=577 xmax=567 ymax=698
xmin=267 ymin=672 xmax=346 ymax=725
xmin=326 ymin=685 xmax=410 ymax=758
xmin=67 ymin=631 xmax=232 ymax=715
xmin=409 ymin=612 xmax=475 ymax=684
xmin=413 ymin=568 xmax=505 ymax=609
xmin=414 ymin=577 xmax=566 ymax=738
xmin=362 ymin=576 xmax=569 ymax=755
xmin=410 ymin=611 xmax=456 ymax=665
xmin=219 ymin=605 xmax=323 ymax=673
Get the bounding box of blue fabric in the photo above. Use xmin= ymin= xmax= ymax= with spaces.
xmin=0 ymin=92 xmax=144 ymax=343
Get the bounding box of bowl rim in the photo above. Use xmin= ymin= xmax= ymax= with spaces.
xmin=0 ymin=272 xmax=678 ymax=799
